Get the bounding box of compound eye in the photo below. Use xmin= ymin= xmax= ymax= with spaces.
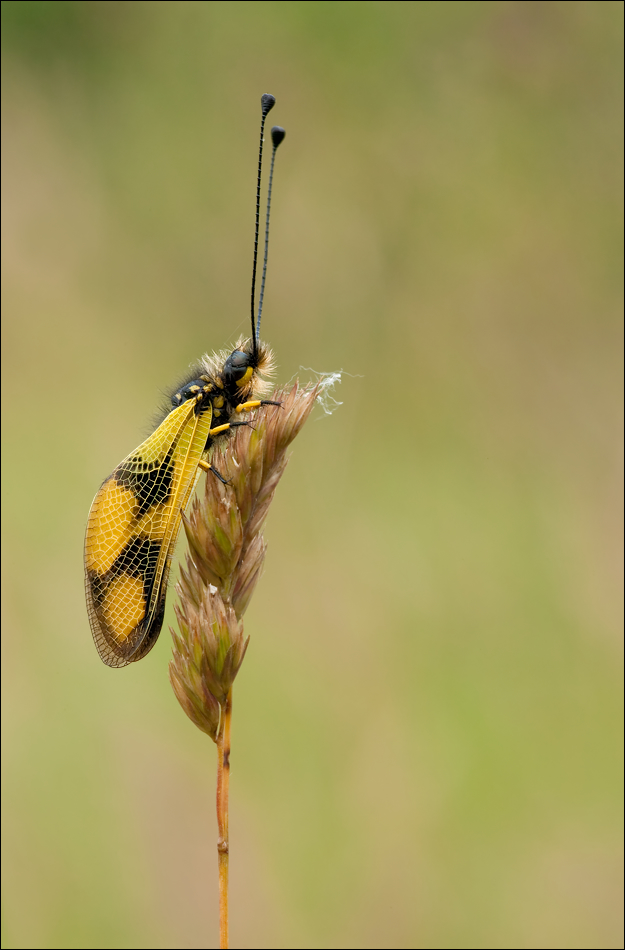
xmin=227 ymin=350 xmax=251 ymax=380
xmin=230 ymin=351 xmax=248 ymax=367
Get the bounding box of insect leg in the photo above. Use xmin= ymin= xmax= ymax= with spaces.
xmin=208 ymin=420 xmax=254 ymax=438
xmin=197 ymin=459 xmax=229 ymax=484
xmin=235 ymin=399 xmax=282 ymax=413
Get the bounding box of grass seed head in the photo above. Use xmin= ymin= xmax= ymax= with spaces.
xmin=169 ymin=381 xmax=321 ymax=740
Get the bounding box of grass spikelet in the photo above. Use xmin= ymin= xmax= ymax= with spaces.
xmin=168 ymin=380 xmax=319 ymax=733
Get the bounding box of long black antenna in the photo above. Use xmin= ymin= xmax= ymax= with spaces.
xmin=256 ymin=125 xmax=286 ymax=345
xmin=250 ymin=94 xmax=276 ymax=354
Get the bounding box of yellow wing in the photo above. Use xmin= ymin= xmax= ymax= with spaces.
xmin=85 ymin=399 xmax=213 ymax=667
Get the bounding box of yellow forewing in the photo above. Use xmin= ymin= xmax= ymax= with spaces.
xmin=85 ymin=399 xmax=213 ymax=667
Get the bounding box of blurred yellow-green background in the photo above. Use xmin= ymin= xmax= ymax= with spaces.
xmin=1 ymin=2 xmax=622 ymax=948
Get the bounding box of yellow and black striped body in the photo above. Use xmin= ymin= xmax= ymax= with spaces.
xmin=85 ymin=340 xmax=274 ymax=667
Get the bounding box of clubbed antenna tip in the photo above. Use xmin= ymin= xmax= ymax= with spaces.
xmin=261 ymin=93 xmax=276 ymax=115
xmin=271 ymin=126 xmax=286 ymax=147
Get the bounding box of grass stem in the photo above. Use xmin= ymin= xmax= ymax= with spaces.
xmin=216 ymin=689 xmax=232 ymax=948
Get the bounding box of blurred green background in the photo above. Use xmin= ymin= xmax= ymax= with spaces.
xmin=1 ymin=2 xmax=622 ymax=948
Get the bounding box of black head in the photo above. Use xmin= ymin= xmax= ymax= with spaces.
xmin=222 ymin=347 xmax=256 ymax=392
